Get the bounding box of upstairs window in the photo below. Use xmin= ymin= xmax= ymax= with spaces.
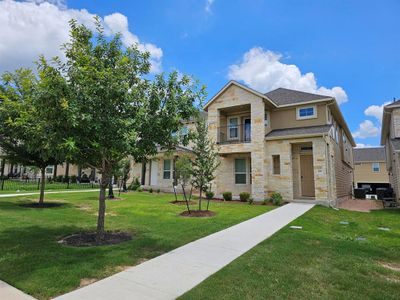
xmin=264 ymin=112 xmax=269 ymax=127
xmin=372 ymin=162 xmax=380 ymax=173
xmin=228 ymin=117 xmax=239 ymax=139
xmin=297 ymin=106 xmax=316 ymax=119
xmin=163 ymin=159 xmax=171 ymax=179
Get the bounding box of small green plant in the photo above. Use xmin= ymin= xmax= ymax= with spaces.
xmin=271 ymin=192 xmax=283 ymax=206
xmin=149 ymin=188 xmax=153 ymax=193
xmin=206 ymin=191 xmax=215 ymax=200
xmin=128 ymin=177 xmax=141 ymax=191
xmin=239 ymin=192 xmax=250 ymax=202
xmin=56 ymin=175 xmax=63 ymax=182
xmin=137 ymin=187 xmax=143 ymax=192
xmin=262 ymin=199 xmax=269 ymax=205
xmin=248 ymin=198 xmax=254 ymax=205
xmin=70 ymin=175 xmax=77 ymax=183
xmin=222 ymin=191 xmax=232 ymax=201
xmin=156 ymin=189 xmax=161 ymax=193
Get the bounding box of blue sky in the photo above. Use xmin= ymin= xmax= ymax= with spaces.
xmin=1 ymin=0 xmax=399 ymax=146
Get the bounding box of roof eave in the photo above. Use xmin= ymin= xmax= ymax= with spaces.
xmin=265 ymin=132 xmax=327 ymax=141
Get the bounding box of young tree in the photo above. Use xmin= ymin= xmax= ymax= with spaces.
xmin=0 ymin=66 xmax=69 ymax=204
xmin=60 ymin=19 xmax=202 ymax=240
xmin=175 ymin=154 xmax=193 ymax=213
xmin=191 ymin=115 xmax=220 ymax=211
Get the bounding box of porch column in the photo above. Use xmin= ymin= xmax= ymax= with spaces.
xmin=312 ymin=139 xmax=329 ymax=201
xmin=250 ymin=101 xmax=266 ymax=201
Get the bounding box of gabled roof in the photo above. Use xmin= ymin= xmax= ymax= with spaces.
xmin=264 ymin=88 xmax=332 ymax=106
xmin=381 ymin=100 xmax=400 ymax=145
xmin=353 ymin=147 xmax=386 ymax=162
xmin=203 ymin=81 xmax=277 ymax=111
xmin=265 ymin=125 xmax=332 ymax=140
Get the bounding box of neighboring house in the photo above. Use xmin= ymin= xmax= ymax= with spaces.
xmin=134 ymin=80 xmax=355 ymax=205
xmin=353 ymin=147 xmax=390 ymax=193
xmin=381 ymin=100 xmax=400 ymax=200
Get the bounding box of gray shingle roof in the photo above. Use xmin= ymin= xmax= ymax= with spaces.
xmin=264 ymin=88 xmax=331 ymax=106
xmin=265 ymin=125 xmax=332 ymax=139
xmin=385 ymin=99 xmax=400 ymax=108
xmin=353 ymin=147 xmax=386 ymax=162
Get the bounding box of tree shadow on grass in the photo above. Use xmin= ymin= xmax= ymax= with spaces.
xmin=0 ymin=200 xmax=72 ymax=211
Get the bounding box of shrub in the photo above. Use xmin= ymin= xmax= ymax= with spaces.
xmin=156 ymin=189 xmax=161 ymax=193
xmin=262 ymin=199 xmax=269 ymax=205
xmin=70 ymin=175 xmax=77 ymax=183
xmin=271 ymin=192 xmax=283 ymax=206
xmin=137 ymin=187 xmax=143 ymax=192
xmin=206 ymin=191 xmax=214 ymax=200
xmin=56 ymin=175 xmax=63 ymax=182
xmin=248 ymin=198 xmax=254 ymax=205
xmin=239 ymin=192 xmax=250 ymax=202
xmin=222 ymin=191 xmax=232 ymax=201
xmin=149 ymin=188 xmax=153 ymax=193
xmin=128 ymin=177 xmax=141 ymax=191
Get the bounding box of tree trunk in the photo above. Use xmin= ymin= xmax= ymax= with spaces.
xmin=39 ymin=167 xmax=46 ymax=205
xmin=182 ymin=184 xmax=190 ymax=213
xmin=97 ymin=173 xmax=108 ymax=241
xmin=198 ymin=188 xmax=202 ymax=211
xmin=0 ymin=159 xmax=5 ymax=178
xmin=53 ymin=165 xmax=57 ymax=179
xmin=108 ymin=176 xmax=114 ymax=199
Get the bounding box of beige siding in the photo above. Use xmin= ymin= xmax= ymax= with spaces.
xmin=354 ymin=162 xmax=389 ymax=184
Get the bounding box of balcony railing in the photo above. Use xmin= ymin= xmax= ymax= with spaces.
xmin=217 ymin=124 xmax=251 ymax=144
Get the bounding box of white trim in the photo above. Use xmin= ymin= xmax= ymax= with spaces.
xmin=277 ymin=98 xmax=332 ymax=108
xmin=227 ymin=116 xmax=240 ymax=140
xmin=296 ymin=105 xmax=317 ymax=120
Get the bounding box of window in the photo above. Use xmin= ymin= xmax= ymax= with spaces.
xmin=163 ymin=159 xmax=171 ymax=179
xmin=272 ymin=155 xmax=280 ymax=175
xmin=297 ymin=106 xmax=316 ymax=119
xmin=235 ymin=158 xmax=247 ymax=184
xmin=180 ymin=126 xmax=189 ymax=136
xmin=372 ymin=162 xmax=380 ymax=173
xmin=264 ymin=112 xmax=269 ymax=127
xmin=45 ymin=165 xmax=54 ymax=174
xmin=228 ymin=117 xmax=239 ymax=139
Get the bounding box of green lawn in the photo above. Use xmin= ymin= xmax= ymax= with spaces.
xmin=181 ymin=206 xmax=400 ymax=300
xmin=0 ymin=191 xmax=272 ymax=299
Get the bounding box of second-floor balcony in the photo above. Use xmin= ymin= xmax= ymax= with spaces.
xmin=217 ymin=123 xmax=251 ymax=144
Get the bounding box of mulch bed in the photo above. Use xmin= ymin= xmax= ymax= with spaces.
xmin=170 ymin=200 xmax=197 ymax=205
xmin=59 ymin=231 xmax=132 ymax=247
xmin=179 ymin=210 xmax=216 ymax=217
xmin=19 ymin=202 xmax=67 ymax=208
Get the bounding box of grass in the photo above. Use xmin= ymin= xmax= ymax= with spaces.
xmin=0 ymin=191 xmax=272 ymax=299
xmin=180 ymin=206 xmax=400 ymax=300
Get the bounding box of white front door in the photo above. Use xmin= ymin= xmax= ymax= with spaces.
xmin=150 ymin=160 xmax=158 ymax=186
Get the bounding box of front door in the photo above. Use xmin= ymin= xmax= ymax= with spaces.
xmin=244 ymin=118 xmax=251 ymax=142
xmin=300 ymin=155 xmax=315 ymax=197
xmin=150 ymin=160 xmax=158 ymax=186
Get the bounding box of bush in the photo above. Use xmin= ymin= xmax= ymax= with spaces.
xmin=149 ymin=188 xmax=153 ymax=193
xmin=56 ymin=175 xmax=63 ymax=182
xmin=222 ymin=192 xmax=232 ymax=201
xmin=128 ymin=177 xmax=141 ymax=191
xmin=262 ymin=199 xmax=269 ymax=205
xmin=239 ymin=192 xmax=250 ymax=202
xmin=70 ymin=175 xmax=77 ymax=183
xmin=271 ymin=192 xmax=283 ymax=206
xmin=248 ymin=198 xmax=254 ymax=205
xmin=206 ymin=191 xmax=214 ymax=200
xmin=156 ymin=189 xmax=161 ymax=193
xmin=137 ymin=187 xmax=143 ymax=192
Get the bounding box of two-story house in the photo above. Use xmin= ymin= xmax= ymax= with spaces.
xmin=353 ymin=147 xmax=389 ymax=193
xmin=130 ymin=81 xmax=355 ymax=205
xmin=381 ymin=100 xmax=400 ymax=200
xmin=205 ymin=81 xmax=355 ymax=205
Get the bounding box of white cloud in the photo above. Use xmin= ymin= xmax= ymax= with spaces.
xmin=352 ymin=120 xmax=380 ymax=139
xmin=364 ymin=102 xmax=390 ymax=123
xmin=355 ymin=143 xmax=375 ymax=148
xmin=205 ymin=0 xmax=215 ymax=13
xmin=0 ymin=0 xmax=162 ymax=73
xmin=228 ymin=47 xmax=348 ymax=104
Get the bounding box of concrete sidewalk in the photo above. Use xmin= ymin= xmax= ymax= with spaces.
xmin=55 ymin=202 xmax=314 ymax=300
xmin=0 ymin=189 xmax=99 ymax=198
xmin=0 ymin=280 xmax=36 ymax=300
